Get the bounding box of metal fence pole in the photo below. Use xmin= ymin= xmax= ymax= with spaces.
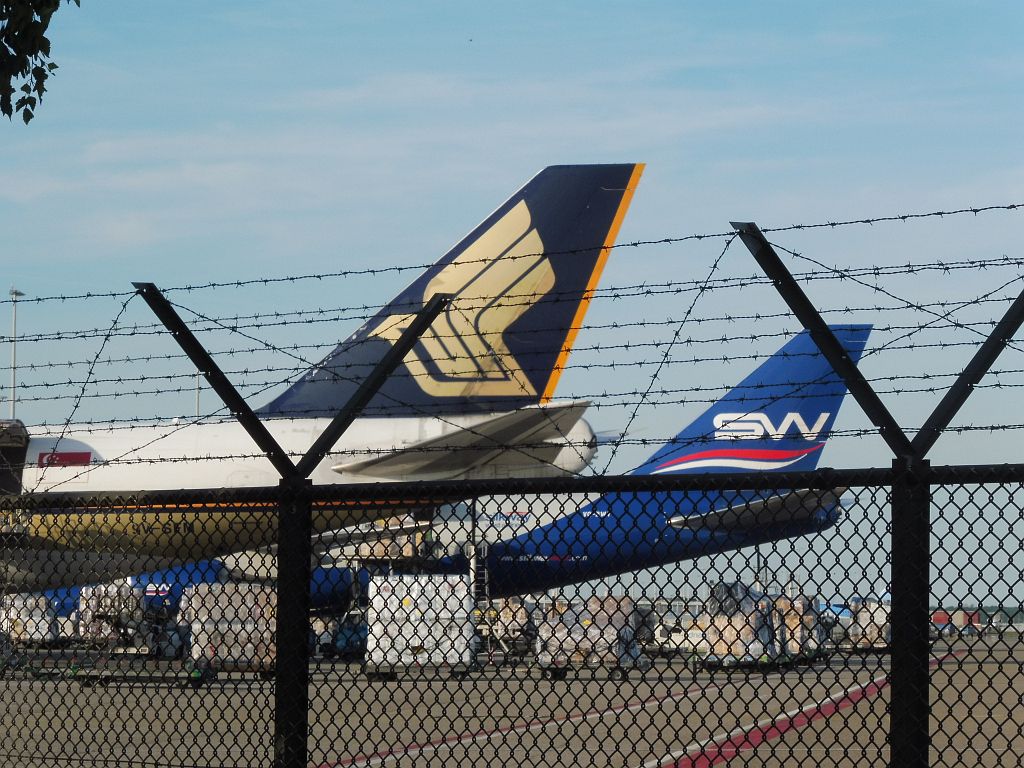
xmin=889 ymin=458 xmax=931 ymax=767
xmin=274 ymin=477 xmax=313 ymax=768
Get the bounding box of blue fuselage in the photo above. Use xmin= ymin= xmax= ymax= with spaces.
xmin=38 ymin=494 xmax=839 ymax=617
xmin=439 ymin=491 xmax=842 ymax=597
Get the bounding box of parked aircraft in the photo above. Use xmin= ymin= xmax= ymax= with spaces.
xmin=467 ymin=324 xmax=871 ymax=597
xmin=0 ymin=163 xmax=644 ymax=590
xmin=88 ymin=325 xmax=868 ymax=613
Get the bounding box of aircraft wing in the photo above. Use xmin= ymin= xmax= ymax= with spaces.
xmin=667 ymin=487 xmax=845 ymax=532
xmin=218 ymin=518 xmax=435 ymax=579
xmin=331 ymin=401 xmax=592 ymax=481
xmin=310 ymin=520 xmax=433 ymax=555
xmin=239 ymin=520 xmax=435 ymax=559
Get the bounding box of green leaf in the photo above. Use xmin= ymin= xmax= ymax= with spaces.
xmin=22 ymin=108 xmax=33 ymax=125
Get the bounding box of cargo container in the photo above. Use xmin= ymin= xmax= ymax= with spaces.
xmin=702 ymin=603 xmax=777 ymax=668
xmin=493 ymin=598 xmax=530 ymax=642
xmin=0 ymin=594 xmax=58 ymax=645
xmin=77 ymin=580 xmax=144 ymax=645
xmin=648 ymin=608 xmax=710 ymax=659
xmin=363 ymin=575 xmax=476 ymax=680
xmin=707 ymin=582 xmax=763 ymax=615
xmin=700 ymin=584 xmax=827 ymax=668
xmin=951 ymin=609 xmax=980 ymax=629
xmin=179 ymin=582 xmax=277 ymax=685
xmin=700 ymin=582 xmax=772 ymax=668
xmin=774 ymin=595 xmax=826 ymax=659
xmin=848 ymin=600 xmax=891 ymax=651
xmin=475 ymin=598 xmax=534 ymax=664
xmin=535 ymin=595 xmax=651 ymax=681
xmin=659 ymin=623 xmax=710 ymax=657
xmin=330 ymin=514 xmax=430 ymax=561
xmin=56 ymin=614 xmax=79 ymax=641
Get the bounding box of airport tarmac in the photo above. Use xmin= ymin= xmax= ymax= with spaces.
xmin=0 ymin=641 xmax=1019 ymax=767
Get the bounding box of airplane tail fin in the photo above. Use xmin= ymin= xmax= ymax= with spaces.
xmin=633 ymin=325 xmax=870 ymax=476
xmin=482 ymin=326 xmax=870 ymax=596
xmin=259 ymin=164 xmax=644 ymax=419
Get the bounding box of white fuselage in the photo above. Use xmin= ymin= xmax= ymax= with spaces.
xmin=5 ymin=410 xmax=595 ymax=591
xmin=21 ymin=411 xmax=596 ymax=493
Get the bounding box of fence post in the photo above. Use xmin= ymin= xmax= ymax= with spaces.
xmin=889 ymin=457 xmax=931 ymax=767
xmin=274 ymin=477 xmax=313 ymax=768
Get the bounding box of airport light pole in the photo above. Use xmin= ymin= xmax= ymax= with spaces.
xmin=9 ymin=288 xmax=24 ymax=420
xmin=753 ymin=546 xmax=763 ymax=591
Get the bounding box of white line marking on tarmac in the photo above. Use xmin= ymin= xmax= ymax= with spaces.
xmin=324 ymin=679 xmax=721 ymax=767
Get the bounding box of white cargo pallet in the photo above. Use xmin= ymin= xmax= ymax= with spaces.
xmin=364 ymin=575 xmax=475 ymax=678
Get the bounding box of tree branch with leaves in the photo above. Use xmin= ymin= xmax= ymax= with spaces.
xmin=1 ymin=0 xmax=79 ymax=124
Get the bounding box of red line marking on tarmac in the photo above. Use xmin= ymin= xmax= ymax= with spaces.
xmin=657 ymin=673 xmax=889 ymax=768
xmin=320 ymin=679 xmax=720 ymax=767
xmin=652 ymin=651 xmax=966 ymax=768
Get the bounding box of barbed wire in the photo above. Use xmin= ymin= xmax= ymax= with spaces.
xmin=600 ymin=234 xmax=737 ymax=472
xmin=11 ymin=332 xmax=1024 ymax=418
xmin=12 ymin=325 xmax=1019 ymax=428
xmin=27 ymin=297 xmax=603 ymax=490
xmin=3 ymin=200 xmax=1020 ymax=487
xmin=1 ymin=201 xmax=1020 ymax=308
xmin=769 ymin=240 xmax=1024 ymax=355
xmin=11 ymin=414 xmax=1024 ymax=477
xmin=4 ymin=293 xmax=1020 ymax=375
xmin=11 ymin=322 xmax=1016 ymax=396
xmin=4 ymin=252 xmax=1022 ymax=346
xmin=18 ymin=370 xmax=1024 ymax=434
xmin=31 ymin=294 xmax=137 ymax=492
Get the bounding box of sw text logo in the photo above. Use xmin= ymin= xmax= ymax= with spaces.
xmin=713 ymin=412 xmax=831 ymax=441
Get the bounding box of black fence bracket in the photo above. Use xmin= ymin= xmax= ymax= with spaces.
xmin=131 ymin=282 xmax=298 ymax=477
xmin=729 ymin=222 xmax=914 ymax=458
xmin=732 ymin=219 xmax=1024 ymax=768
xmin=912 ymin=288 xmax=1024 ymax=457
xmin=134 ymin=282 xmax=453 ymax=768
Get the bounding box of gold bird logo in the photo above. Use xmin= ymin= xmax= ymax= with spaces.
xmin=368 ymin=200 xmax=554 ymax=398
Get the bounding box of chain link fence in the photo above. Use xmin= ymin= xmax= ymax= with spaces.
xmin=0 ymin=468 xmax=1018 ymax=767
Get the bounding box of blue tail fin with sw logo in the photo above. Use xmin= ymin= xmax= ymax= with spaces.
xmin=479 ymin=325 xmax=870 ymax=596
xmin=259 ymin=164 xmax=644 ymax=419
xmin=634 ymin=325 xmax=870 ymax=476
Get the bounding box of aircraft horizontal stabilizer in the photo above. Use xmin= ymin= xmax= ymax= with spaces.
xmin=311 ymin=520 xmax=433 ymax=555
xmin=667 ymin=487 xmax=845 ymax=532
xmin=332 ymin=401 xmax=592 ymax=481
xmin=219 ymin=519 xmax=436 ymax=578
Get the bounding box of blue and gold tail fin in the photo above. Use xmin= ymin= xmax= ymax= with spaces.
xmin=260 ymin=164 xmax=644 ymax=418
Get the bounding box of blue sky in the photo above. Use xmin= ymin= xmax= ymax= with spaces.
xmin=2 ymin=2 xmax=1023 ymax=601
xmin=5 ymin=2 xmax=1020 ymax=287
xmin=3 ymin=2 xmax=1022 ymax=455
